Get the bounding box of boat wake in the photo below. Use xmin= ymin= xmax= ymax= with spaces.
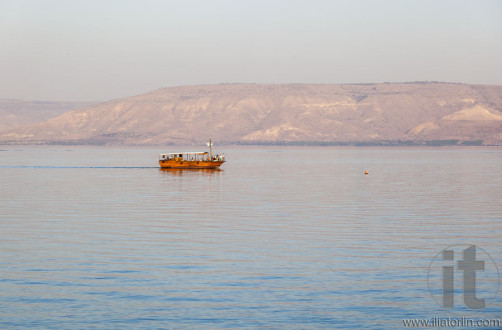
xmin=0 ymin=166 xmax=158 ymax=169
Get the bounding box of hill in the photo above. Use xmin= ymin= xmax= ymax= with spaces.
xmin=1 ymin=83 xmax=501 ymax=145
xmin=0 ymin=99 xmax=95 ymax=131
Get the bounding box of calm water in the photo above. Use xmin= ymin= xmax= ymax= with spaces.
xmin=1 ymin=146 xmax=501 ymax=329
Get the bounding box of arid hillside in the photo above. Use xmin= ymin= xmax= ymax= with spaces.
xmin=0 ymin=99 xmax=95 ymax=132
xmin=1 ymin=83 xmax=501 ymax=145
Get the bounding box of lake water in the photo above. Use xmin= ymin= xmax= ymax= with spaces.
xmin=1 ymin=146 xmax=501 ymax=329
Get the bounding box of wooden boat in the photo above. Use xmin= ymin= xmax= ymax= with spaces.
xmin=159 ymin=138 xmax=225 ymax=169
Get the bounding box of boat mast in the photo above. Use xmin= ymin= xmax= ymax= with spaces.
xmin=209 ymin=137 xmax=213 ymax=160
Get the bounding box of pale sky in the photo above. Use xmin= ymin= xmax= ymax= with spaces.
xmin=1 ymin=0 xmax=501 ymax=101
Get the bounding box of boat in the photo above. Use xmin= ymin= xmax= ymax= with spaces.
xmin=159 ymin=138 xmax=225 ymax=169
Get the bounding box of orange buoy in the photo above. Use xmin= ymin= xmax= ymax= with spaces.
xmin=365 ymin=170 xmax=368 ymax=175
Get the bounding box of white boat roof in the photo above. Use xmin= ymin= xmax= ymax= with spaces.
xmin=160 ymin=152 xmax=209 ymax=156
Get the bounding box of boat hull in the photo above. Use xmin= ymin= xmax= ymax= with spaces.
xmin=159 ymin=160 xmax=224 ymax=169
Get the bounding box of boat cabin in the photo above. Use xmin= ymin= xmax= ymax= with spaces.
xmin=159 ymin=152 xmax=225 ymax=162
xmin=159 ymin=152 xmax=211 ymax=162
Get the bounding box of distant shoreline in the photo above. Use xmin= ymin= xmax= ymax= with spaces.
xmin=1 ymin=139 xmax=500 ymax=147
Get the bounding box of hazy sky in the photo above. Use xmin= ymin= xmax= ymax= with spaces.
xmin=1 ymin=0 xmax=501 ymax=101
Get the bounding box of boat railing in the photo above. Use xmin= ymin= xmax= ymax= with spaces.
xmin=160 ymin=152 xmax=215 ymax=162
xmin=159 ymin=151 xmax=224 ymax=162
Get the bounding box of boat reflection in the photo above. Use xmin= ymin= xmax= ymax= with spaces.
xmin=159 ymin=168 xmax=223 ymax=176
